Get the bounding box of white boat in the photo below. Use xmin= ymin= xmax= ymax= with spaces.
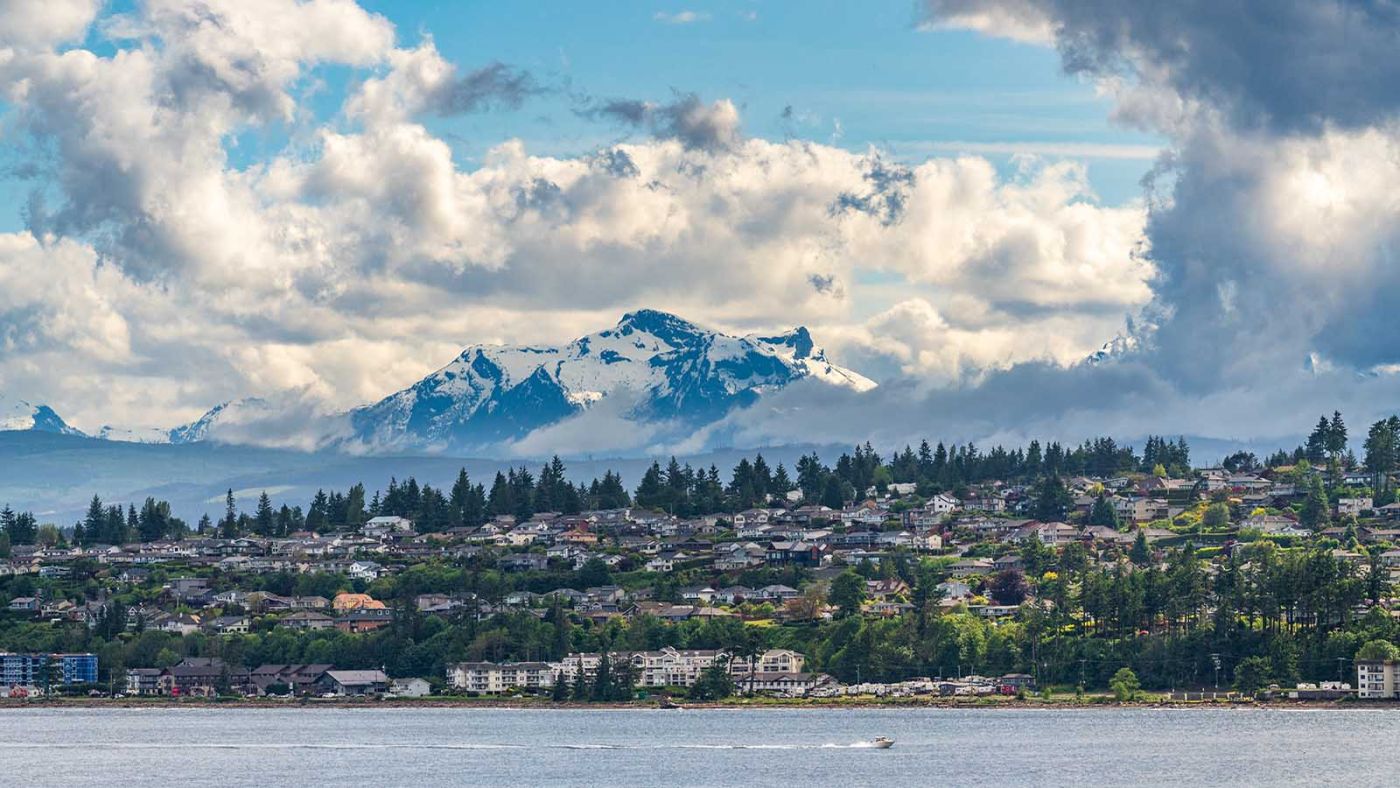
xmin=872 ymin=737 xmax=894 ymax=749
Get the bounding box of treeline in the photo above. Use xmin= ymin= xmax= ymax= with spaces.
xmin=4 ymin=535 xmax=1396 ymax=694
xmin=36 ymin=409 xmax=1400 ymax=545
xmin=9 ymin=432 xmax=1196 ymax=544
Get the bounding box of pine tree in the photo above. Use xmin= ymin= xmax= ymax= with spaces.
xmin=1130 ymin=529 xmax=1151 ymax=567
xmin=254 ymin=492 xmax=275 ymax=537
xmin=1033 ymin=475 xmax=1073 ymax=522
xmin=1088 ymin=495 xmax=1120 ymax=528
xmin=220 ymin=489 xmax=239 ymax=538
xmin=771 ymin=463 xmax=793 ymax=494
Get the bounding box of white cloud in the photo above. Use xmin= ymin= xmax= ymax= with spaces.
xmin=919 ymin=1 xmax=1055 ymax=45
xmin=0 ymin=0 xmax=1152 ymax=445
xmin=653 ymin=11 xmax=711 ymax=25
xmin=0 ymin=0 xmax=101 ymax=49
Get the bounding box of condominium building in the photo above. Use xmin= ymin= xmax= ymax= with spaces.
xmin=0 ymin=653 xmax=99 ymax=688
xmin=1357 ymin=660 xmax=1398 ymax=698
xmin=448 ymin=662 xmax=558 ymax=693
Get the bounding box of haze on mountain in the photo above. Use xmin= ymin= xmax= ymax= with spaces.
xmin=0 ymin=310 xmax=873 ymax=456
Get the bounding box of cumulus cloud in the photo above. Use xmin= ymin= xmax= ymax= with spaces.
xmin=932 ymin=0 xmax=1400 ymax=135
xmin=347 ymin=41 xmax=536 ymax=124
xmin=0 ymin=0 xmax=101 ymax=49
xmin=896 ymin=0 xmax=1400 ymax=448
xmin=0 ymin=0 xmax=1158 ymax=451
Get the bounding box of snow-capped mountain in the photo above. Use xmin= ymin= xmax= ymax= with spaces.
xmin=346 ymin=309 xmax=875 ymax=451
xmin=0 ymin=396 xmax=84 ymax=436
xmin=168 ymin=399 xmax=275 ymax=444
xmin=96 ymin=425 xmax=174 ymax=444
xmin=1082 ymin=333 xmax=1139 ymax=366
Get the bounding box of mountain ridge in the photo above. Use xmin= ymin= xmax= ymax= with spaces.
xmin=8 ymin=310 xmax=875 ymax=454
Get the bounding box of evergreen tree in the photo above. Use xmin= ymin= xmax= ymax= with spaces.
xmin=344 ymin=483 xmax=367 ymax=527
xmin=820 ymin=474 xmax=846 ymax=510
xmin=138 ymin=497 xmax=171 ymax=542
xmin=1088 ymin=495 xmax=1120 ymax=528
xmin=83 ymin=496 xmax=105 ymax=543
xmin=1033 ymin=475 xmax=1073 ymax=522
xmin=220 ymin=489 xmax=239 ymax=538
xmin=254 ymin=492 xmax=275 ymax=537
xmin=1301 ymin=476 xmax=1332 ymax=530
xmin=1130 ymin=529 xmax=1151 ymax=567
xmin=771 ymin=463 xmax=793 ymax=495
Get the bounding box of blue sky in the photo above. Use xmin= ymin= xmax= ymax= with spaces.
xmin=369 ymin=0 xmax=1161 ymax=197
xmin=0 ymin=0 xmax=1161 ymax=234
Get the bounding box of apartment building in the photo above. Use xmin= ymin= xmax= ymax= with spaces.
xmin=1357 ymin=660 xmax=1398 ymax=698
xmin=0 ymin=652 xmax=98 ymax=688
xmin=448 ymin=661 xmax=558 ymax=693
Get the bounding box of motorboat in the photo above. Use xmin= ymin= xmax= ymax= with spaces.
xmin=871 ymin=737 xmax=894 ymax=749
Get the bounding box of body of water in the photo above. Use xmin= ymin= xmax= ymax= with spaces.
xmin=0 ymin=706 xmax=1386 ymax=786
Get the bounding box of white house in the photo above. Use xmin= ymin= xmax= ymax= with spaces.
xmin=928 ymin=494 xmax=960 ymax=515
xmin=348 ymin=561 xmax=383 ymax=581
xmin=389 ymin=677 xmax=432 ymax=697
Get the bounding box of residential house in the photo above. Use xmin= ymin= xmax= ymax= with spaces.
xmin=336 ymin=608 xmax=395 ymax=634
xmin=928 ymin=493 xmax=961 ymax=515
xmin=250 ymin=664 xmax=333 ymax=695
xmin=320 ymin=669 xmax=390 ymax=696
xmin=362 ymin=516 xmax=414 ymax=537
xmin=500 ymin=554 xmax=549 ymax=573
xmin=125 ymin=668 xmax=163 ymax=696
xmin=332 ymin=593 xmax=386 ymax=613
xmin=389 ymin=677 xmax=432 ymax=697
xmin=280 ymin=611 xmax=335 ymax=631
xmin=948 ymin=558 xmax=994 ymax=577
xmin=205 ymin=615 xmax=249 ymax=635
xmin=1338 ymin=497 xmax=1374 ymax=517
xmin=347 ymin=561 xmax=384 ymax=581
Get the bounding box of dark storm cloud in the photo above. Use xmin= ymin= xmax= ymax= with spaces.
xmin=924 ymin=0 xmax=1400 ymax=135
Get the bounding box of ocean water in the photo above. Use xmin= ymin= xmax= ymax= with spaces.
xmin=0 ymin=706 xmax=1389 ymax=787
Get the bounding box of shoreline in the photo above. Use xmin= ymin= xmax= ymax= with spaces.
xmin=0 ymin=696 xmax=1389 ymax=711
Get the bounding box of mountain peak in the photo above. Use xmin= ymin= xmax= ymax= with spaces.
xmin=345 ymin=310 xmax=875 ymax=452
xmin=0 ymin=396 xmax=84 ymax=436
xmin=758 ymin=326 xmax=815 ymax=360
xmin=615 ymin=309 xmax=703 ymax=343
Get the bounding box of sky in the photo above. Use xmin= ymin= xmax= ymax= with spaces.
xmin=0 ymin=0 xmax=1396 ymax=456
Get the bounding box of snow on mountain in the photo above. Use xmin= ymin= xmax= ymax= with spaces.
xmin=97 ymin=425 xmax=173 ymax=444
xmin=346 ymin=309 xmax=876 ymax=451
xmin=0 ymin=396 xmax=84 ymax=436
xmin=1082 ymin=333 xmax=1139 ymax=366
xmin=169 ymin=399 xmax=274 ymax=444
